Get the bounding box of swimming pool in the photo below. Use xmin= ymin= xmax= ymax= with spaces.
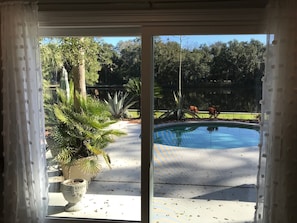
xmin=154 ymin=121 xmax=260 ymax=149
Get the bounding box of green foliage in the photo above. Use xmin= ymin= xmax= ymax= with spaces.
xmin=99 ymin=38 xmax=141 ymax=85
xmin=43 ymin=79 xmax=59 ymax=126
xmin=182 ymin=45 xmax=212 ymax=84
xmin=104 ymin=91 xmax=136 ymax=119
xmin=40 ymin=37 xmax=113 ymax=86
xmin=100 ymin=37 xmax=265 ymax=89
xmin=154 ymin=39 xmax=182 ymax=87
xmin=209 ymin=40 xmax=265 ymax=85
xmin=59 ymin=37 xmax=100 ymax=87
xmin=41 ymin=36 xmax=265 ymax=114
xmin=124 ymin=77 xmax=141 ymax=96
xmin=123 ymin=77 xmax=162 ymax=117
xmin=41 ymin=36 xmax=265 ymax=90
xmin=158 ymin=91 xmax=199 ymax=121
xmin=49 ymin=86 xmax=125 ymax=172
xmin=74 ymin=156 xmax=102 ymax=176
xmin=40 ymin=38 xmax=63 ymax=83
xmin=124 ymin=77 xmax=163 ymax=99
xmin=116 ymin=38 xmax=141 ymax=81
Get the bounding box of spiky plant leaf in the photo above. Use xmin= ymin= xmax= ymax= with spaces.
xmin=53 ymin=147 xmax=77 ymax=165
xmin=75 ymin=157 xmax=102 ymax=175
xmin=158 ymin=91 xmax=199 ymax=121
xmin=105 ymin=91 xmax=136 ymax=119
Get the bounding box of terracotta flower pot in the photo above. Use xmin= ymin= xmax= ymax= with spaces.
xmin=60 ymin=178 xmax=87 ymax=212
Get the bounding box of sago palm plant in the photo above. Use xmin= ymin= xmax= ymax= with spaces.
xmin=50 ymin=85 xmax=125 ymax=177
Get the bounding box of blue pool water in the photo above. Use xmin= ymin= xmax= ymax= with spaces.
xmin=154 ymin=122 xmax=260 ymax=149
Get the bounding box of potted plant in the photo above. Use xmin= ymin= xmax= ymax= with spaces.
xmin=48 ymin=86 xmax=125 ymax=182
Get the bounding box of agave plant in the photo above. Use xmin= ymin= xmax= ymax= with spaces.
xmin=49 ymin=85 xmax=125 ymax=178
xmin=158 ymin=91 xmax=199 ymax=121
xmin=104 ymin=91 xmax=136 ymax=119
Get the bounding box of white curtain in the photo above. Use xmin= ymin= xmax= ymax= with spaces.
xmin=1 ymin=2 xmax=48 ymax=223
xmin=255 ymin=0 xmax=297 ymax=222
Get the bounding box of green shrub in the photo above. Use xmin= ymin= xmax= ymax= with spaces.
xmin=49 ymin=86 xmax=125 ymax=174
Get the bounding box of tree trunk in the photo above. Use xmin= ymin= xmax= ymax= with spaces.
xmin=74 ymin=37 xmax=87 ymax=110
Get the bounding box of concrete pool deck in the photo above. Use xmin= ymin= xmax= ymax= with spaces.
xmin=48 ymin=120 xmax=259 ymax=222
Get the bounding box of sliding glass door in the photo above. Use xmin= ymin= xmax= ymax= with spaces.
xmin=38 ymin=8 xmax=266 ymax=221
xmin=42 ymin=36 xmax=142 ymax=222
xmin=152 ymin=34 xmax=264 ymax=223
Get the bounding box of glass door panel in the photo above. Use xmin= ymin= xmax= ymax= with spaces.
xmin=42 ymin=36 xmax=142 ymax=221
xmin=152 ymin=34 xmax=265 ymax=222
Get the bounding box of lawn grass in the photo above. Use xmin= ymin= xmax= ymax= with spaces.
xmin=128 ymin=109 xmax=260 ymax=121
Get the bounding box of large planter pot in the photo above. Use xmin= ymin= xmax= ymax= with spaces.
xmin=61 ymin=156 xmax=101 ymax=182
xmin=61 ymin=178 xmax=87 ymax=212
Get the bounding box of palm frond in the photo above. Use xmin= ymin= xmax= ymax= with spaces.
xmin=75 ymin=157 xmax=102 ymax=175
xmin=48 ymin=85 xmax=125 ymax=171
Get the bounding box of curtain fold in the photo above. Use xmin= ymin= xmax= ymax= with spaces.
xmin=255 ymin=0 xmax=297 ymax=222
xmin=1 ymin=2 xmax=48 ymax=223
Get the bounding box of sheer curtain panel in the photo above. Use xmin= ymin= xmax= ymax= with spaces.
xmin=1 ymin=2 xmax=48 ymax=223
xmin=255 ymin=0 xmax=297 ymax=222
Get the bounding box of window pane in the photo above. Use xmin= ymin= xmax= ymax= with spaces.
xmin=153 ymin=35 xmax=265 ymax=222
xmin=42 ymin=36 xmax=142 ymax=221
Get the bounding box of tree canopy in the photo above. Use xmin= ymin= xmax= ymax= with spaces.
xmin=41 ymin=36 xmax=265 ymax=90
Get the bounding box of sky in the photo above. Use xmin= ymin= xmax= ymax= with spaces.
xmin=102 ymin=34 xmax=267 ymax=48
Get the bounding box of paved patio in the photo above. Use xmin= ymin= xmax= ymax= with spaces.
xmin=47 ymin=120 xmax=259 ymax=222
